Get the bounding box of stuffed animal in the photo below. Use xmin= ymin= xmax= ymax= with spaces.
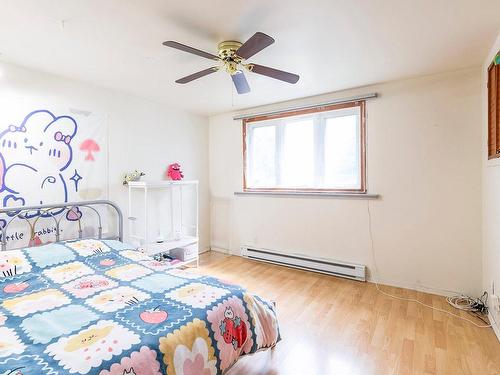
xmin=167 ymin=163 xmax=183 ymax=180
xmin=123 ymin=170 xmax=145 ymax=185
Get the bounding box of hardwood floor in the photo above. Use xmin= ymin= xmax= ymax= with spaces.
xmin=195 ymin=251 xmax=500 ymax=375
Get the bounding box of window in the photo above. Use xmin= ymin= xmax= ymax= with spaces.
xmin=243 ymin=101 xmax=366 ymax=192
xmin=488 ymin=60 xmax=500 ymax=159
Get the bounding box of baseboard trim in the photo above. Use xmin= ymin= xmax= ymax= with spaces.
xmin=488 ymin=311 xmax=500 ymax=342
xmin=365 ymin=276 xmax=463 ymax=297
xmin=218 ymin=250 xmax=460 ymax=297
xmin=209 ymin=247 xmax=230 ymax=255
xmin=215 ymin=249 xmax=478 ymax=298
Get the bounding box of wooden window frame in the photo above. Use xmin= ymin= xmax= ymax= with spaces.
xmin=488 ymin=61 xmax=500 ymax=159
xmin=242 ymin=100 xmax=367 ymax=193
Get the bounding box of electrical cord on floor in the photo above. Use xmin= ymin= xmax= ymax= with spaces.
xmin=366 ymin=200 xmax=493 ymax=329
xmin=446 ymin=293 xmax=488 ymax=314
xmin=468 ymin=311 xmax=492 ymax=326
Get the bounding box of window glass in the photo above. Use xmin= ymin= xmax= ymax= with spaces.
xmin=324 ymin=114 xmax=360 ymax=188
xmin=244 ymin=103 xmax=365 ymax=192
xmin=248 ymin=124 xmax=276 ymax=187
xmin=282 ymin=119 xmax=314 ymax=187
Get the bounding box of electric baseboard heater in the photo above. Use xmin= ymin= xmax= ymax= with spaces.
xmin=241 ymin=246 xmax=366 ymax=282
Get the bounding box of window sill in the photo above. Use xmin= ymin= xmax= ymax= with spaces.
xmin=234 ymin=191 xmax=380 ymax=199
xmin=487 ymin=157 xmax=500 ymax=168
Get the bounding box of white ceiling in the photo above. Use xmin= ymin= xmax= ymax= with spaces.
xmin=0 ymin=0 xmax=499 ymax=116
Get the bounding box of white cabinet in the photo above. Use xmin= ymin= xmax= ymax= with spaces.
xmin=127 ymin=180 xmax=198 ymax=267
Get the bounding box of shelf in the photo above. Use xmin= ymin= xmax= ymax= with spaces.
xmin=139 ymin=236 xmax=198 ymax=254
xmin=128 ymin=180 xmax=198 ymax=188
xmin=128 ymin=179 xmax=199 ymax=266
xmin=139 ymin=253 xmax=198 ymax=269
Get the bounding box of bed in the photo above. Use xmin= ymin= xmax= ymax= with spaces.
xmin=0 ymin=200 xmax=280 ymax=375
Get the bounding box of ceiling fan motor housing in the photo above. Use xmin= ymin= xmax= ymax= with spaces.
xmin=218 ymin=41 xmax=244 ymax=75
xmin=217 ymin=41 xmax=242 ymax=58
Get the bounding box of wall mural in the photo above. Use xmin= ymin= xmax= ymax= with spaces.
xmin=0 ymin=102 xmax=108 ymax=248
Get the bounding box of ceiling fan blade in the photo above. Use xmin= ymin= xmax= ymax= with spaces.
xmin=231 ymin=71 xmax=251 ymax=94
xmin=175 ymin=67 xmax=219 ymax=84
xmin=249 ymin=64 xmax=299 ymax=84
xmin=162 ymin=41 xmax=219 ymax=60
xmin=235 ymin=32 xmax=275 ymax=59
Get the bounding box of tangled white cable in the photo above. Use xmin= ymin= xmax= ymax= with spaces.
xmin=366 ymin=200 xmax=492 ymax=329
xmin=446 ymin=295 xmax=480 ymax=311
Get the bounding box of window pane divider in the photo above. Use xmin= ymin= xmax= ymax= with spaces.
xmin=314 ymin=114 xmax=325 ymax=187
xmin=275 ymin=120 xmax=284 ymax=186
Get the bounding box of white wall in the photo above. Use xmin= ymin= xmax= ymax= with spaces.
xmin=0 ymin=61 xmax=210 ymax=252
xmin=0 ymin=60 xmax=485 ymax=297
xmin=209 ymin=68 xmax=483 ymax=295
xmin=482 ymin=33 xmax=500 ymax=336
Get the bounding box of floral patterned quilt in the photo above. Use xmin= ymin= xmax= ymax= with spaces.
xmin=0 ymin=239 xmax=280 ymax=374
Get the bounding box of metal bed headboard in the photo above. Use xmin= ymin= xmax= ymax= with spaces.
xmin=0 ymin=200 xmax=123 ymax=251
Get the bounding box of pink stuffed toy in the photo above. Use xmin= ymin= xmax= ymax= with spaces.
xmin=167 ymin=163 xmax=184 ymax=180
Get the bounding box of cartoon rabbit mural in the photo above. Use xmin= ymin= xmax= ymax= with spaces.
xmin=0 ymin=110 xmax=77 ymax=217
xmin=0 ymin=106 xmax=107 ymax=246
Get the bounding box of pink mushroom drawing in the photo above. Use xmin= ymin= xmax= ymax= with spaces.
xmin=80 ymin=139 xmax=100 ymax=161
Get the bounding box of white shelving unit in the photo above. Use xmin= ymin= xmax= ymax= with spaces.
xmin=127 ymin=180 xmax=199 ymax=267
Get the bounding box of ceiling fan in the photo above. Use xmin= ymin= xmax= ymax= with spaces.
xmin=162 ymin=32 xmax=300 ymax=94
